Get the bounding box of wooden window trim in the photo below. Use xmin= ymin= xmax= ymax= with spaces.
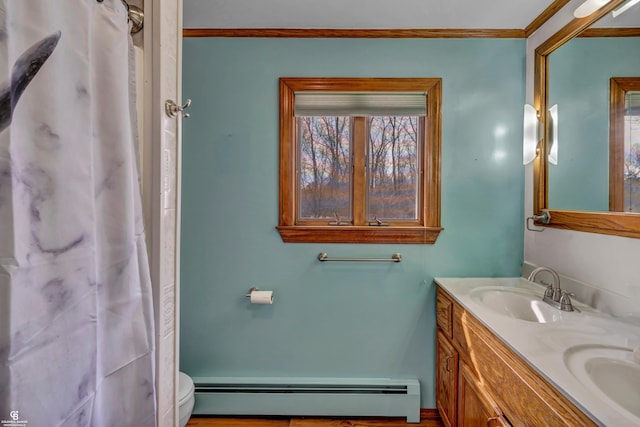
xmin=277 ymin=77 xmax=443 ymax=244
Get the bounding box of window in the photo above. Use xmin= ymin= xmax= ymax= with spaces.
xmin=277 ymin=77 xmax=443 ymax=244
xmin=610 ymin=78 xmax=640 ymax=213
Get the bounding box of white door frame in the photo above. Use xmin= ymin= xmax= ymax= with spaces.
xmin=141 ymin=0 xmax=183 ymax=425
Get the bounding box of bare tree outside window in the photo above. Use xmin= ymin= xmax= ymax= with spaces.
xmin=298 ymin=115 xmax=420 ymax=222
xmin=368 ymin=116 xmax=420 ymax=220
xmin=298 ymin=116 xmax=351 ymax=219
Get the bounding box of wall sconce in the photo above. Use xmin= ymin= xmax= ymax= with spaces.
xmin=523 ymin=104 xmax=539 ymax=165
xmin=574 ymin=0 xmax=612 ymax=18
xmin=523 ymin=104 xmax=559 ymax=165
xmin=548 ymin=104 xmax=559 ymax=165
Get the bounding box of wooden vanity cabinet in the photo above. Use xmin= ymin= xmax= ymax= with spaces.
xmin=435 ymin=286 xmax=596 ymax=427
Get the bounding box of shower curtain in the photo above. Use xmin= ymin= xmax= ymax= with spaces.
xmin=0 ymin=1 xmax=156 ymax=426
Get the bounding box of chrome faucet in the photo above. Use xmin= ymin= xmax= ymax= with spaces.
xmin=527 ymin=266 xmax=574 ymax=312
xmin=528 ymin=266 xmax=561 ymax=300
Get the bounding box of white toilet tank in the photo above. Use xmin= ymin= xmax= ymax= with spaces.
xmin=178 ymin=372 xmax=195 ymax=427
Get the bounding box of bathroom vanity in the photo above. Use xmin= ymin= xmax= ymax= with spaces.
xmin=435 ymin=278 xmax=640 ymax=427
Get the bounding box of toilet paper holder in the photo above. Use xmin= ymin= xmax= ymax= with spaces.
xmin=245 ymin=287 xmax=274 ymax=304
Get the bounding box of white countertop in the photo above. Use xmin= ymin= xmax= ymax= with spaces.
xmin=435 ymin=277 xmax=640 ymax=427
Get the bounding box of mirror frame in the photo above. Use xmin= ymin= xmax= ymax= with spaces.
xmin=533 ymin=0 xmax=640 ymax=239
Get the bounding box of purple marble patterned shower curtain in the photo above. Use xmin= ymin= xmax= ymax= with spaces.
xmin=0 ymin=1 xmax=157 ymax=426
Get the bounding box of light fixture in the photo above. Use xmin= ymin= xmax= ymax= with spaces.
xmin=574 ymin=0 xmax=612 ymax=18
xmin=613 ymin=0 xmax=640 ymax=17
xmin=548 ymin=104 xmax=559 ymax=165
xmin=523 ymin=104 xmax=539 ymax=165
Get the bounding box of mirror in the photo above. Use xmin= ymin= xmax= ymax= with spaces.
xmin=533 ymin=0 xmax=640 ymax=238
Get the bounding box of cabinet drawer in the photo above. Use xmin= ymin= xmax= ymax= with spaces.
xmin=436 ymin=288 xmax=453 ymax=338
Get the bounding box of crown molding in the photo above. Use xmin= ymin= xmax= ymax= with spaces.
xmin=183 ymin=28 xmax=527 ymax=38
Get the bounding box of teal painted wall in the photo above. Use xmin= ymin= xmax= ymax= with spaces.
xmin=548 ymin=37 xmax=640 ymax=211
xmin=180 ymin=38 xmax=525 ymax=407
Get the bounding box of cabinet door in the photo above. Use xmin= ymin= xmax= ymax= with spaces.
xmin=436 ymin=331 xmax=458 ymax=427
xmin=458 ymin=362 xmax=511 ymax=427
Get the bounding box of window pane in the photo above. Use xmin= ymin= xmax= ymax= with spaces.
xmin=367 ymin=116 xmax=419 ymax=220
xmin=624 ymin=91 xmax=640 ymax=212
xmin=298 ymin=116 xmax=352 ymax=220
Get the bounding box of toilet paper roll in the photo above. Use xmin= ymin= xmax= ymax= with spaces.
xmin=250 ymin=290 xmax=273 ymax=304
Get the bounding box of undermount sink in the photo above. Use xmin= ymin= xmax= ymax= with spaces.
xmin=564 ymin=344 xmax=640 ymax=421
xmin=469 ymin=286 xmax=570 ymax=323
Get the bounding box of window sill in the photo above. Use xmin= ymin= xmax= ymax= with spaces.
xmin=276 ymin=225 xmax=443 ymax=244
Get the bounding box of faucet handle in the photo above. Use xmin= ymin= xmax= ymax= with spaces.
xmin=544 ymin=285 xmax=554 ymax=298
xmin=559 ymin=291 xmax=574 ymax=312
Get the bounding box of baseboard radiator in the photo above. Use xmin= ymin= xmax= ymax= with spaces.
xmin=192 ymin=377 xmax=421 ymax=423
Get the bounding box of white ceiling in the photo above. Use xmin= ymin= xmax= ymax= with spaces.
xmin=183 ymin=0 xmax=640 ymax=33
xmin=183 ymin=0 xmax=558 ymax=29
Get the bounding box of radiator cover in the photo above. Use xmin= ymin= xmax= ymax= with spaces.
xmin=192 ymin=377 xmax=421 ymax=423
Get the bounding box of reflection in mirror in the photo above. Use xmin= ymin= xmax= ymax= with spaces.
xmin=610 ymin=78 xmax=640 ymax=212
xmin=548 ymin=104 xmax=559 ymax=165
xmin=624 ymin=91 xmax=640 ymax=210
xmin=547 ymin=36 xmax=640 ymax=212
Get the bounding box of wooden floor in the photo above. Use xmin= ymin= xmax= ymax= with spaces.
xmin=186 ymin=411 xmax=444 ymax=427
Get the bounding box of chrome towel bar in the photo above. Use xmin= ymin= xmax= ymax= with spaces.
xmin=317 ymin=252 xmax=402 ymax=263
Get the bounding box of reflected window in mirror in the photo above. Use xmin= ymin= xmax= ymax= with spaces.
xmin=610 ymin=78 xmax=640 ymax=212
